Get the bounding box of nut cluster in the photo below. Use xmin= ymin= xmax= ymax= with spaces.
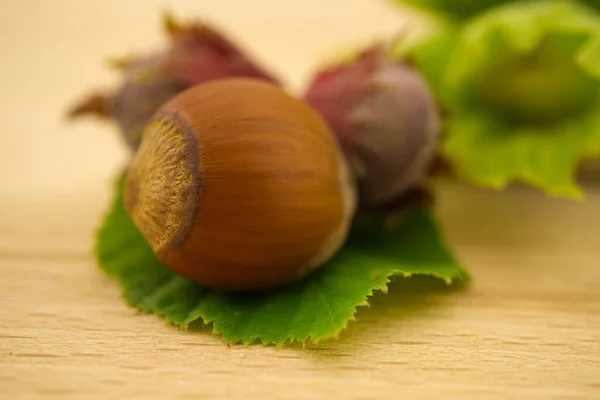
xmin=70 ymin=16 xmax=441 ymax=292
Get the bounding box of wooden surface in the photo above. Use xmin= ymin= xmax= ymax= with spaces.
xmin=1 ymin=1 xmax=599 ymax=399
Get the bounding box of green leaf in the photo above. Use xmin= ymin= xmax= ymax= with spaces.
xmin=385 ymin=0 xmax=513 ymax=21
xmin=95 ymin=177 xmax=468 ymax=346
xmin=407 ymin=0 xmax=600 ymax=198
xmin=385 ymin=0 xmax=600 ymax=21
xmin=443 ymin=110 xmax=599 ymax=198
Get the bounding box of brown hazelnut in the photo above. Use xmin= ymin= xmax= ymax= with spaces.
xmin=124 ymin=78 xmax=356 ymax=291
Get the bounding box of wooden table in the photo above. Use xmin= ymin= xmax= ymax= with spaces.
xmin=1 ymin=1 xmax=599 ymax=398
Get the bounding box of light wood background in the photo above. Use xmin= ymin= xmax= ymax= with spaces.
xmin=1 ymin=1 xmax=599 ymax=398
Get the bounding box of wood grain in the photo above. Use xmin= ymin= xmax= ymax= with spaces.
xmin=2 ymin=182 xmax=599 ymax=399
xmin=1 ymin=1 xmax=599 ymax=399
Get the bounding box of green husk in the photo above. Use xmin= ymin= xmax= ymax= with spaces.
xmin=387 ymin=0 xmax=513 ymax=21
xmin=386 ymin=0 xmax=600 ymax=21
xmin=403 ymin=0 xmax=600 ymax=197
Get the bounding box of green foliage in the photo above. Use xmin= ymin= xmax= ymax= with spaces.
xmin=387 ymin=0 xmax=600 ymax=21
xmin=387 ymin=0 xmax=513 ymax=20
xmin=95 ymin=177 xmax=468 ymax=346
xmin=404 ymin=0 xmax=600 ymax=197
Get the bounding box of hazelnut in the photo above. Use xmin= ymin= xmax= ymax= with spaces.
xmin=124 ymin=78 xmax=356 ymax=291
xmin=304 ymin=45 xmax=441 ymax=207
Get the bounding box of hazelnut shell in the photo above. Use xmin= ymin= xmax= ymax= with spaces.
xmin=124 ymin=78 xmax=356 ymax=291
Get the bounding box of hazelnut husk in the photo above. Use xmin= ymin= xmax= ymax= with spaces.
xmin=68 ymin=13 xmax=280 ymax=151
xmin=124 ymin=78 xmax=356 ymax=291
xmin=304 ymin=44 xmax=441 ymax=207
